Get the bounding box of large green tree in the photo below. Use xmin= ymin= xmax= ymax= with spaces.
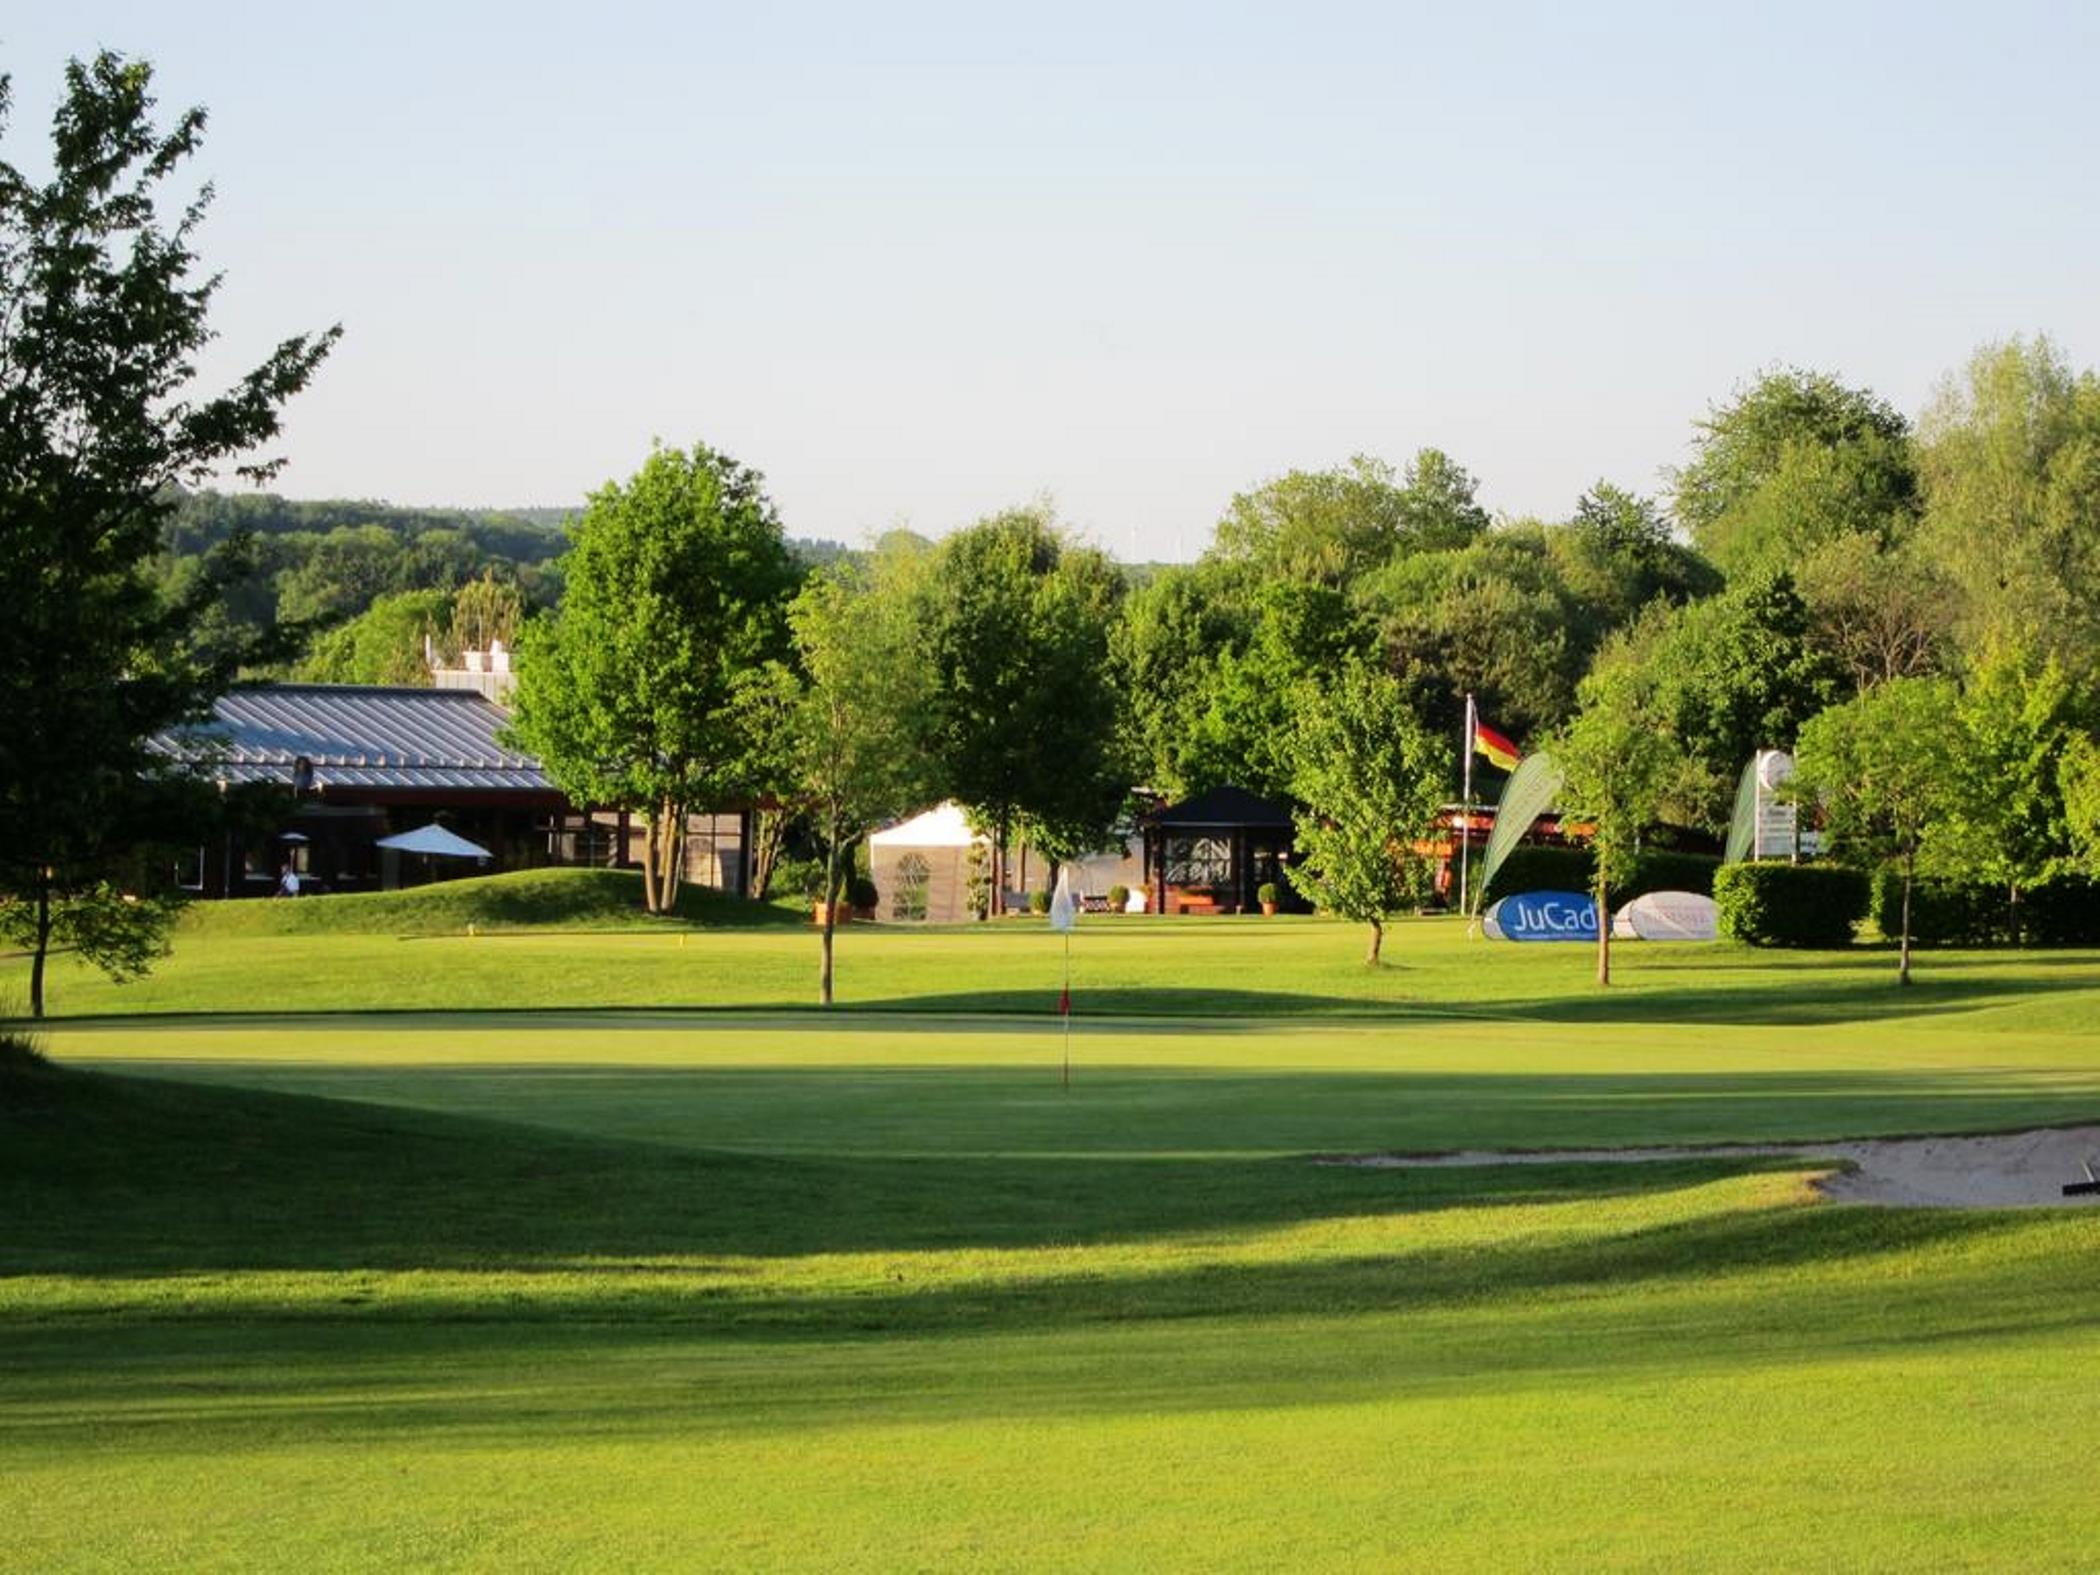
xmin=1915 ymin=337 xmax=2100 ymax=685
xmin=1584 ymin=572 xmax=1841 ymax=826
xmin=1793 ymin=678 xmax=1965 ymax=985
xmin=1285 ymin=658 xmax=1450 ymax=965
xmin=917 ymin=508 xmax=1124 ymax=902
xmin=1210 ymin=449 xmax=1489 ymax=588
xmin=1671 ymin=369 xmax=1918 ymax=578
xmin=1931 ymin=643 xmax=2079 ymax=942
xmin=1547 ymin=673 xmax=1690 ymax=986
xmin=508 ymin=442 xmax=798 ymax=914
xmin=776 ymin=540 xmax=936 ymax=1004
xmin=0 ymin=53 xmax=337 ymax=1016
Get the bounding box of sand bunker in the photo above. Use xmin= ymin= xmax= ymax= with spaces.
xmin=1323 ymin=1125 xmax=2100 ymax=1208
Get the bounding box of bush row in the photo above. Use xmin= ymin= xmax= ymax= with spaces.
xmin=1711 ymin=863 xmax=1870 ymax=947
xmin=1480 ymin=847 xmax=1721 ymax=907
xmin=1871 ymin=871 xmax=2100 ymax=947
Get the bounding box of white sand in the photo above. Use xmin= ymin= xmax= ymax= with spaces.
xmin=1321 ymin=1126 xmax=2100 ymax=1208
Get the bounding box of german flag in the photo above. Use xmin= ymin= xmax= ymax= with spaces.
xmin=1472 ymin=717 xmax=1521 ymax=771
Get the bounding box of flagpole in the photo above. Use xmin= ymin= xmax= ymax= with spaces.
xmin=1061 ymin=931 xmax=1072 ymax=1091
xmin=1459 ymin=693 xmax=1475 ymax=925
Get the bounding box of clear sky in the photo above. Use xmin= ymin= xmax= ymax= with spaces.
xmin=8 ymin=2 xmax=2096 ymax=557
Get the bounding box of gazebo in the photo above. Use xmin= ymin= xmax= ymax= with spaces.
xmin=1142 ymin=785 xmax=1300 ymax=915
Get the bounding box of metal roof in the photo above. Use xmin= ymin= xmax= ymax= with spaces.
xmin=150 ymin=684 xmax=557 ymax=795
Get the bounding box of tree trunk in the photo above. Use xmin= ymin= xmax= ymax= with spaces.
xmin=657 ymin=799 xmax=684 ymax=911
xmin=29 ymin=870 xmax=52 ymax=1020
xmin=639 ymin=813 xmax=661 ymax=914
xmin=819 ymin=809 xmax=840 ymax=1007
xmin=990 ymin=811 xmax=1009 ymax=920
xmin=2008 ymin=881 xmax=2022 ymax=948
xmin=1898 ymin=850 xmax=1915 ymax=986
xmin=1595 ymin=876 xmax=1611 ymax=987
xmin=749 ymin=806 xmax=785 ymax=898
xmin=1365 ymin=917 xmax=1383 ymax=966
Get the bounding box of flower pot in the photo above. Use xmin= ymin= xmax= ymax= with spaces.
xmin=1261 ymin=901 xmax=1278 ymax=917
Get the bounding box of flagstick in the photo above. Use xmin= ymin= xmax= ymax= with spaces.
xmin=1460 ymin=693 xmax=1476 ymax=936
xmin=1061 ymin=930 xmax=1072 ymax=1090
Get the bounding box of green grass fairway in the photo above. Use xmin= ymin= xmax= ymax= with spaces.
xmin=7 ymin=886 xmax=2100 ymax=1567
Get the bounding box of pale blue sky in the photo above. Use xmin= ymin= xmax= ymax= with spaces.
xmin=9 ymin=2 xmax=2096 ymax=557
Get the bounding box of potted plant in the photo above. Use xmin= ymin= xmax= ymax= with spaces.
xmin=1105 ymin=882 xmax=1130 ymax=915
xmin=1256 ymin=880 xmax=1281 ymax=917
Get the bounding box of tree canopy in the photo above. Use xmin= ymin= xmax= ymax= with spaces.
xmin=507 ymin=441 xmax=798 ymax=913
xmin=0 ymin=52 xmax=337 ymax=1014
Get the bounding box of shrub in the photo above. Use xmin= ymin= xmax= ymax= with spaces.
xmin=1712 ymin=862 xmax=1869 ymax=947
xmin=1621 ymin=851 xmax=1722 ymax=902
xmin=2023 ymin=875 xmax=2100 ymax=946
xmin=1105 ymin=883 xmax=1130 ymax=913
xmin=1481 ymin=846 xmax=1592 ymax=905
xmin=1871 ymin=872 xmax=2004 ymax=948
xmin=847 ymin=874 xmax=880 ymax=911
xmin=1256 ymin=881 xmax=1280 ymax=906
xmin=1028 ymin=889 xmax=1050 ymax=914
xmin=772 ymin=857 xmax=825 ymax=902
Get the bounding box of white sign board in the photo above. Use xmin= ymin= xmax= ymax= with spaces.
xmin=1612 ymin=890 xmax=1719 ymax=943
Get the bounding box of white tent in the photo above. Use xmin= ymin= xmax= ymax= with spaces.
xmin=375 ymin=823 xmax=493 ymax=859
xmin=868 ymin=803 xmax=984 ymax=922
xmin=869 ymin=803 xmax=982 ymax=850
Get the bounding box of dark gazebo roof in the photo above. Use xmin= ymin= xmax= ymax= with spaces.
xmin=1146 ymin=784 xmax=1295 ymax=831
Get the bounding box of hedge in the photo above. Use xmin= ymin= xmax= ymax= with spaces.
xmin=2025 ymin=876 xmax=2100 ymax=945
xmin=1480 ymin=847 xmax=1721 ymax=908
xmin=1871 ymin=872 xmax=2003 ymax=948
xmin=1871 ymin=872 xmax=2100 ymax=947
xmin=1712 ymin=862 xmax=1869 ymax=947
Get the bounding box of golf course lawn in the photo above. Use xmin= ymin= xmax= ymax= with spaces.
xmin=7 ymin=887 xmax=2100 ymax=1567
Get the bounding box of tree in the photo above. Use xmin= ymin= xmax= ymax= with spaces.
xmin=1584 ymin=572 xmax=1841 ymax=827
xmin=917 ymin=508 xmax=1123 ymax=905
xmin=508 ymin=442 xmax=798 ymax=914
xmin=296 ymin=588 xmax=451 ymax=685
xmin=2062 ymin=732 xmax=2100 ymax=874
xmin=778 ymin=541 xmax=935 ymax=1004
xmin=1209 ymin=449 xmax=1489 ymax=588
xmin=1932 ymin=643 xmax=2078 ymax=942
xmin=1792 ymin=679 xmax=1964 ymax=985
xmin=1915 ymin=337 xmax=2100 ymax=686
xmin=1670 ymin=369 xmax=1918 ymax=578
xmin=1359 ymin=531 xmax=1583 ymax=741
xmin=1285 ymin=658 xmax=1450 ymax=965
xmin=0 ymin=53 xmax=337 ymax=1015
xmin=1792 ymin=531 xmax=1953 ymax=689
xmin=447 ymin=569 xmax=524 ymax=657
xmin=1547 ymin=675 xmax=1688 ymax=986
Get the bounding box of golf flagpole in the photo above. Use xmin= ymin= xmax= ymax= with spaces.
xmin=1061 ymin=931 xmax=1072 ymax=1090
xmin=1460 ymin=693 xmax=1476 ymax=926
xmin=1049 ymin=867 xmax=1078 ymax=1089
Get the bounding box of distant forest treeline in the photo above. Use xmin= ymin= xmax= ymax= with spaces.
xmin=155 ymin=488 xmax=848 ymax=684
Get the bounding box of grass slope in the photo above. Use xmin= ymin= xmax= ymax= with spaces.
xmin=178 ymin=865 xmax=803 ymax=938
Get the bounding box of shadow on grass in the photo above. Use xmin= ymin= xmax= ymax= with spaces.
xmin=867 ymin=965 xmax=2100 ymax=1027
xmin=9 ymin=1062 xmax=2100 ymax=1283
